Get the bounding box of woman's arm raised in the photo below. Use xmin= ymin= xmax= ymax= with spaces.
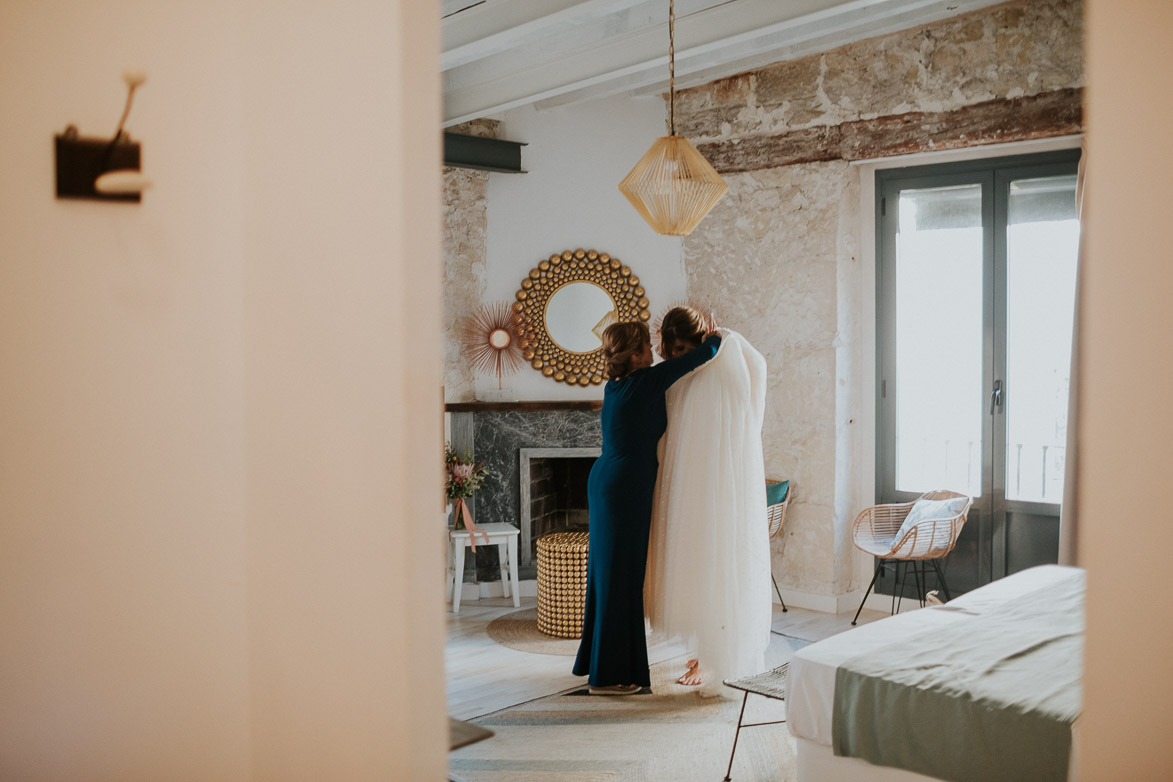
xmin=646 ymin=334 xmax=721 ymax=392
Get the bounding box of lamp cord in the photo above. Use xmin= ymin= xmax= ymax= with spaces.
xmin=669 ymin=0 xmax=676 ymax=136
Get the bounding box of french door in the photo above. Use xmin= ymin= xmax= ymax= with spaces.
xmin=875 ymin=150 xmax=1081 ymax=596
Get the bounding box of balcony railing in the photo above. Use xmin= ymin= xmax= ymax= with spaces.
xmin=897 ymin=437 xmax=1066 ymax=502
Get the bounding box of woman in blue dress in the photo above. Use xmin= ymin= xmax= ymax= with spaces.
xmin=573 ymin=321 xmax=721 ymax=694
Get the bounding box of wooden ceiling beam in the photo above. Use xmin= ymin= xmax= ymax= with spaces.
xmin=441 ymin=0 xmax=1008 ymax=126
xmin=443 ymin=0 xmax=651 ymax=71
xmin=696 ymin=88 xmax=1084 ymax=174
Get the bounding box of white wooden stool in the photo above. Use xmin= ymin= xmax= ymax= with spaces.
xmin=448 ymin=522 xmax=520 ymax=614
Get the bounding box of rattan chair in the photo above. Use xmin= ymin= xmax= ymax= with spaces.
xmin=766 ymin=480 xmax=791 ymax=612
xmin=849 ymin=489 xmax=973 ymax=625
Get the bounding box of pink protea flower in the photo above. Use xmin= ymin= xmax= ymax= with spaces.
xmin=444 ymin=444 xmax=490 ymax=502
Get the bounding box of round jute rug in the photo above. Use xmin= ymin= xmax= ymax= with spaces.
xmin=486 ymin=608 xmax=581 ymax=656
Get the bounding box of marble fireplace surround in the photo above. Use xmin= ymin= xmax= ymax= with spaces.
xmin=447 ymin=401 xmax=602 ymax=583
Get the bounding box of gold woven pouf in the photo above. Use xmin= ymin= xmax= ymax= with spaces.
xmin=536 ymin=531 xmax=589 ymax=639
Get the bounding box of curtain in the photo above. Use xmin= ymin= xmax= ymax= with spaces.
xmin=1057 ymin=138 xmax=1087 ymax=566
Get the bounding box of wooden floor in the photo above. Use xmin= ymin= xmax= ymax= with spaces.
xmin=445 ymin=596 xmax=886 ymax=720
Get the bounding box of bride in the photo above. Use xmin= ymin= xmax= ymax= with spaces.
xmin=644 ymin=306 xmax=772 ymax=695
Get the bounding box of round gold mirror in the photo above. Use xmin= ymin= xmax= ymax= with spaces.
xmin=546 ymin=282 xmax=615 ymax=353
xmin=514 ymin=248 xmax=650 ymax=386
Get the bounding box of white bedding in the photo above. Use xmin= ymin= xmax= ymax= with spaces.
xmin=787 ymin=565 xmax=1084 ymax=749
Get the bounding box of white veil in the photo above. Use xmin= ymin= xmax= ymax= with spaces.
xmin=644 ymin=329 xmax=771 ymax=695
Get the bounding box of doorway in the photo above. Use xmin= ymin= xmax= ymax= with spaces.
xmin=875 ymin=149 xmax=1081 ymax=596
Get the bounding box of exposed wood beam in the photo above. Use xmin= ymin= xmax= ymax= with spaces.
xmin=631 ymin=0 xmax=1002 ymax=97
xmin=443 ymin=0 xmax=837 ymax=125
xmin=443 ymin=0 xmax=724 ymax=93
xmin=441 ymin=0 xmax=1008 ymax=127
xmin=442 ymin=0 xmax=650 ymax=71
xmin=537 ymin=0 xmax=983 ymax=111
xmin=696 ymin=88 xmax=1084 ymax=174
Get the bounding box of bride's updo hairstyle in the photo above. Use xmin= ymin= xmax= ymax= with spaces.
xmin=602 ymin=321 xmax=650 ymax=380
xmin=659 ymin=305 xmax=707 ymax=359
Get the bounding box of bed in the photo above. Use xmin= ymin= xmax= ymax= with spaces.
xmin=786 ymin=565 xmax=1084 ymax=782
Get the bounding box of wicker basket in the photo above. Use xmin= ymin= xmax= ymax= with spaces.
xmin=536 ymin=531 xmax=589 ymax=639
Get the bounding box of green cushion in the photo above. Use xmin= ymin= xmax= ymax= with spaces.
xmin=766 ymin=480 xmax=790 ymax=506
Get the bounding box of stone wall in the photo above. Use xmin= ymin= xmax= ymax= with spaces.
xmin=685 ymin=163 xmax=861 ymax=596
xmin=676 ymin=0 xmax=1082 ymax=148
xmin=680 ymin=0 xmax=1082 ymax=597
xmin=442 ymin=119 xmax=497 ymax=402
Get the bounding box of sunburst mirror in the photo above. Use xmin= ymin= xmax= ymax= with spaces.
xmin=460 ymin=301 xmax=525 ymax=389
xmin=513 ymin=248 xmax=651 ymax=386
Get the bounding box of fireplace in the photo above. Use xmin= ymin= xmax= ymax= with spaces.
xmin=448 ymin=403 xmax=602 ymax=584
xmin=519 ymin=447 xmax=599 ymax=572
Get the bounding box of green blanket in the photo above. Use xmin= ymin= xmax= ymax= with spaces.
xmin=832 ymin=571 xmax=1084 ymax=782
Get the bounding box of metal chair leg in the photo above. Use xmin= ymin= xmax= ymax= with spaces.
xmin=723 ymin=691 xmax=750 ymax=781
xmin=771 ymin=573 xmax=788 ymax=612
xmin=910 ymin=560 xmax=919 ymax=609
xmin=931 ymin=559 xmax=952 ymax=602
xmin=852 ymin=558 xmax=884 ymax=625
xmin=894 ymin=560 xmax=907 ymax=615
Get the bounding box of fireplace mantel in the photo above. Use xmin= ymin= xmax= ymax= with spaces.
xmin=445 ymin=400 xmax=602 ymax=412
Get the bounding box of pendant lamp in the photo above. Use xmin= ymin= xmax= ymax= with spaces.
xmin=618 ymin=0 xmax=727 ymax=236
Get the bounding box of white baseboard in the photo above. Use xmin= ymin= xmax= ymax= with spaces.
xmin=791 ymin=591 xmax=929 ymax=617
xmin=860 ymin=591 xmax=928 ymax=615
xmin=772 ymin=587 xmax=868 ymax=615
xmin=772 ymin=586 xmax=932 ymax=616
xmin=773 ymin=588 xmax=838 ymax=613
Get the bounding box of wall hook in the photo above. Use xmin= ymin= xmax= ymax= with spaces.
xmin=55 ymin=69 xmax=153 ymax=203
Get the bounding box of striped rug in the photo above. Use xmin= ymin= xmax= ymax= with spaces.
xmin=450 ymin=636 xmax=805 ymax=781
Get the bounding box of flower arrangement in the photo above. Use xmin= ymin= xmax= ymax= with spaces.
xmin=445 ymin=445 xmax=491 ymax=548
xmin=445 ymin=444 xmax=489 ymax=501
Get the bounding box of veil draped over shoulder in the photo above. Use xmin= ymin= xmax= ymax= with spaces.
xmin=644 ymin=328 xmax=772 ymax=695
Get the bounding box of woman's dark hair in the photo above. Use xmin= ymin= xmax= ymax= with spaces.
xmin=658 ymin=306 xmax=707 ymax=359
xmin=602 ymin=321 xmax=650 ymax=379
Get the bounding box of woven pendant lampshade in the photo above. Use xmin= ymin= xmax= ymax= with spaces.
xmin=618 ymin=0 xmax=727 ymax=236
xmin=618 ymin=136 xmax=727 ymax=236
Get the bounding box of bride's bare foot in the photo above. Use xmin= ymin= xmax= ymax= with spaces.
xmin=676 ymin=659 xmax=707 ymax=686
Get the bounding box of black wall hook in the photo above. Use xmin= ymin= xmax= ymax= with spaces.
xmin=55 ymin=70 xmax=149 ymax=203
xmin=55 ymin=125 xmax=142 ymax=203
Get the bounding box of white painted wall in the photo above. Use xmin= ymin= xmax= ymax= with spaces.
xmin=480 ymin=95 xmax=689 ymax=400
xmin=0 ymin=1 xmax=445 ymax=779
xmin=0 ymin=4 xmax=251 ymax=777
xmin=1079 ymin=0 xmax=1173 ymax=776
xmin=240 ymin=2 xmax=446 ymax=779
